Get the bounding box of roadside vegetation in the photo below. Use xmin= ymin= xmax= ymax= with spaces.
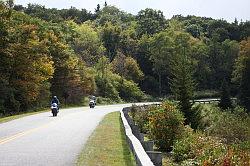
xmin=131 ymin=103 xmax=250 ymax=165
xmin=76 ymin=112 xmax=135 ymax=166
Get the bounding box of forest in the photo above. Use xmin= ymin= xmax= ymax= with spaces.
xmin=0 ymin=0 xmax=250 ymax=115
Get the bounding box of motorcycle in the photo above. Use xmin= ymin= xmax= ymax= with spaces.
xmin=51 ymin=103 xmax=59 ymax=116
xmin=89 ymin=95 xmax=96 ymax=108
xmin=89 ymin=99 xmax=96 ymax=108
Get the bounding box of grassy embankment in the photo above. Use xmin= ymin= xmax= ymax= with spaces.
xmin=76 ymin=111 xmax=136 ymax=166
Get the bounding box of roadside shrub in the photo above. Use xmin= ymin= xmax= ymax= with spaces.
xmin=189 ymin=104 xmax=221 ymax=131
xmin=96 ymin=72 xmax=145 ymax=102
xmin=173 ymin=131 xmax=227 ymax=164
xmin=96 ymin=97 xmax=115 ymax=104
xmin=220 ymin=144 xmax=250 ymax=166
xmin=1 ymin=93 xmax=21 ymax=116
xmin=130 ymin=104 xmax=138 ymax=120
xmin=133 ymin=105 xmax=157 ymax=133
xmin=171 ymin=126 xmax=195 ymax=162
xmin=218 ymin=81 xmax=233 ymax=110
xmin=208 ymin=109 xmax=250 ymax=144
xmin=203 ymin=144 xmax=250 ymax=166
xmin=173 ymin=132 xmax=250 ymax=165
xmin=148 ymin=101 xmax=185 ymax=151
xmin=95 ymin=76 xmax=121 ymax=102
xmin=187 ymin=104 xmax=203 ymax=130
xmin=195 ymin=104 xmax=250 ymax=144
xmin=197 ymin=104 xmax=224 ymax=131
xmin=232 ymin=140 xmax=250 ymax=152
xmin=118 ymin=79 xmax=145 ymax=102
xmin=172 ymin=104 xmax=250 ymax=165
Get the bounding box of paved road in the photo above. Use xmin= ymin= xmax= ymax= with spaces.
xmin=0 ymin=103 xmax=151 ymax=166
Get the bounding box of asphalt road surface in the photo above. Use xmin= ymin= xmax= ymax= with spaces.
xmin=0 ymin=103 xmax=152 ymax=166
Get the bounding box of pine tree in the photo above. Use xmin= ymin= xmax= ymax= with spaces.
xmin=219 ymin=79 xmax=232 ymax=110
xmin=239 ymin=58 xmax=250 ymax=112
xmin=170 ymin=47 xmax=195 ymax=125
xmin=95 ymin=4 xmax=100 ymax=13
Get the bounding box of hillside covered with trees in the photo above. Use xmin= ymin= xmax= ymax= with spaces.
xmin=1 ymin=0 xmax=250 ymax=115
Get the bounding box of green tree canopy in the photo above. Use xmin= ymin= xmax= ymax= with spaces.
xmin=136 ymin=8 xmax=167 ymax=37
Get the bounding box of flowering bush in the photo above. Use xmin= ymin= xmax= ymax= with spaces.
xmin=173 ymin=128 xmax=250 ymax=165
xmin=206 ymin=106 xmax=250 ymax=144
xmin=130 ymin=105 xmax=156 ymax=133
xmin=148 ymin=101 xmax=185 ymax=151
xmin=173 ymin=131 xmax=227 ymax=164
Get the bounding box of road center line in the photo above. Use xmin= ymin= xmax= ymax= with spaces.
xmin=0 ymin=122 xmax=54 ymax=145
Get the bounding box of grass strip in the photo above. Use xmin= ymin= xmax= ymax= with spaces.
xmin=76 ymin=111 xmax=136 ymax=166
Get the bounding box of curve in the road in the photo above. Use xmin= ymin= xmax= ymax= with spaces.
xmin=0 ymin=103 xmax=155 ymax=166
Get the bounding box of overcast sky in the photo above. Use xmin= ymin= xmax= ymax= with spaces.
xmin=15 ymin=0 xmax=250 ymax=22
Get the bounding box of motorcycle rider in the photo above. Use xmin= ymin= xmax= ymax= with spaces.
xmin=51 ymin=96 xmax=60 ymax=110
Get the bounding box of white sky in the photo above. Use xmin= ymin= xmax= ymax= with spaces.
xmin=15 ymin=0 xmax=250 ymax=22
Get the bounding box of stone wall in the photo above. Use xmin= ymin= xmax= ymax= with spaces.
xmin=120 ymin=106 xmax=162 ymax=166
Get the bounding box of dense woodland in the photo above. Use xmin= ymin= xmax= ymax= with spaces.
xmin=1 ymin=0 xmax=250 ymax=115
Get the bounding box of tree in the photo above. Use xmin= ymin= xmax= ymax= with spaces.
xmin=95 ymin=56 xmax=121 ymax=101
xmin=95 ymin=5 xmax=134 ymax=26
xmin=22 ymin=4 xmax=94 ymax=23
xmin=13 ymin=4 xmax=24 ymax=11
xmin=208 ymin=38 xmax=239 ymax=89
xmin=136 ymin=8 xmax=167 ymax=37
xmin=239 ymin=58 xmax=250 ymax=112
xmin=170 ymin=33 xmax=195 ymax=125
xmin=95 ymin=56 xmax=110 ymax=79
xmin=48 ymin=37 xmax=84 ymax=105
xmin=207 ymin=19 xmax=230 ymax=42
xmin=101 ymin=22 xmax=121 ymax=61
xmin=233 ymin=38 xmax=250 ymax=112
xmin=171 ymin=54 xmax=195 ymax=125
xmin=3 ymin=11 xmax=55 ymax=111
xmin=191 ymin=40 xmax=211 ymax=90
xmin=186 ymin=24 xmax=201 ymax=38
xmin=70 ymin=21 xmax=105 ymax=66
xmin=239 ymin=21 xmax=250 ymax=40
xmin=124 ymin=56 xmax=144 ymax=82
xmin=95 ymin=4 xmax=100 ymax=13
xmin=111 ymin=52 xmax=126 ymax=77
xmin=136 ymin=35 xmax=158 ymax=95
xmin=221 ymin=39 xmax=239 ymax=80
xmin=218 ymin=79 xmax=232 ymax=110
xmin=119 ymin=21 xmax=138 ymax=56
xmin=150 ymin=31 xmax=174 ymax=96
xmin=111 ymin=52 xmax=144 ymax=82
xmin=0 ymin=1 xmax=19 ymax=115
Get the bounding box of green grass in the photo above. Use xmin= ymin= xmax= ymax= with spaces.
xmin=76 ymin=112 xmax=136 ymax=166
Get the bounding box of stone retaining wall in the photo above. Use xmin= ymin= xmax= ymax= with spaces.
xmin=120 ymin=107 xmax=162 ymax=166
